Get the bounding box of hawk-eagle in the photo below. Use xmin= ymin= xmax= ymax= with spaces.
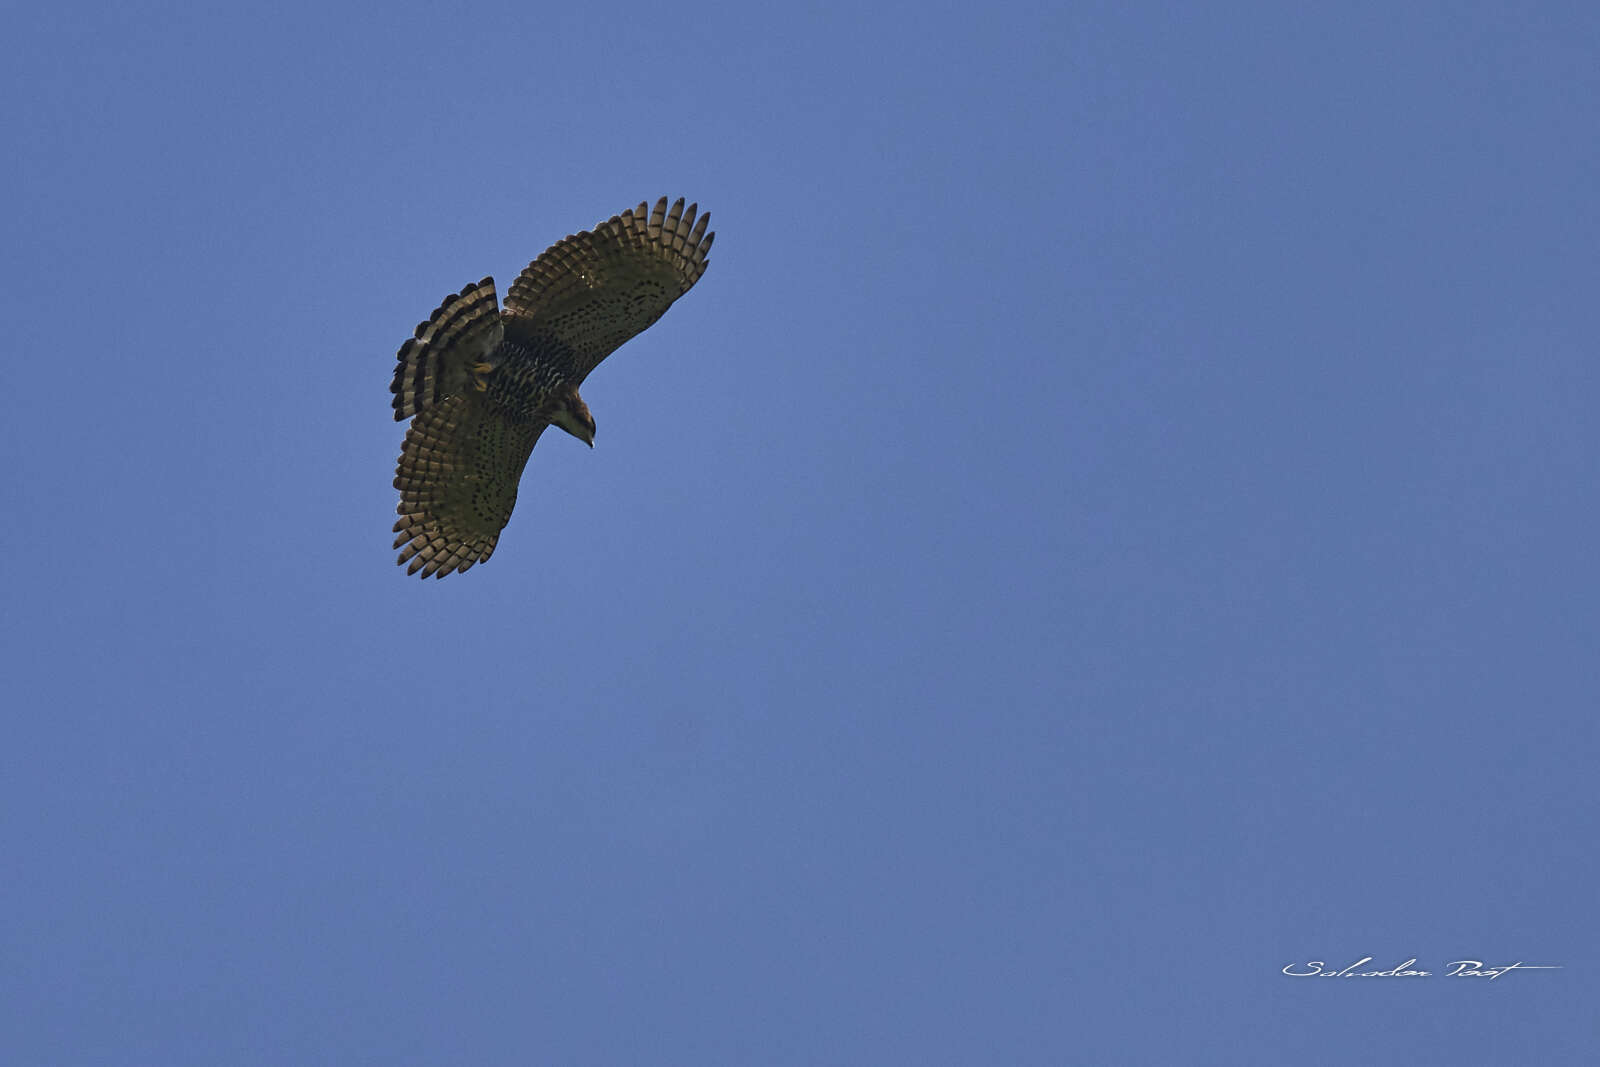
xmin=390 ymin=197 xmax=714 ymax=577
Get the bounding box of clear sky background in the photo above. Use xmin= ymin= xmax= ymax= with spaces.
xmin=5 ymin=2 xmax=1596 ymax=1063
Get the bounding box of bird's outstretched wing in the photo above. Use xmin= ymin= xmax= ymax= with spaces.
xmin=390 ymin=277 xmax=504 ymax=421
xmin=392 ymin=394 xmax=546 ymax=578
xmin=502 ymin=197 xmax=714 ymax=383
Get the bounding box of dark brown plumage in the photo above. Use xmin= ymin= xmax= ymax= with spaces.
xmin=390 ymin=197 xmax=714 ymax=577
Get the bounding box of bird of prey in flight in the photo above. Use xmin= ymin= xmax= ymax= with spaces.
xmin=389 ymin=197 xmax=714 ymax=577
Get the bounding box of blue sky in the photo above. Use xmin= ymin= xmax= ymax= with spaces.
xmin=5 ymin=1 xmax=1597 ymax=1062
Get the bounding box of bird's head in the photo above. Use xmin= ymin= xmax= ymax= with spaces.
xmin=549 ymin=386 xmax=596 ymax=448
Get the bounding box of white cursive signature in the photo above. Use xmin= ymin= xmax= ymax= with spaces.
xmin=1282 ymin=958 xmax=1561 ymax=980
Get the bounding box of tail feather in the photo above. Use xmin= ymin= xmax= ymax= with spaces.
xmin=390 ymin=277 xmax=504 ymax=421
